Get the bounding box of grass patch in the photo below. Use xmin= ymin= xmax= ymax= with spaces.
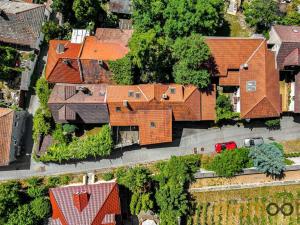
xmin=280 ymin=139 xmax=300 ymax=154
xmin=224 ymin=13 xmax=252 ymax=37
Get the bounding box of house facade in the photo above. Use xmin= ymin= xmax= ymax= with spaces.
xmin=45 ymin=28 xmax=133 ymax=84
xmin=49 ymin=182 xmax=121 ymax=225
xmin=0 ymin=108 xmax=27 ymax=166
xmin=269 ymin=25 xmax=300 ymax=113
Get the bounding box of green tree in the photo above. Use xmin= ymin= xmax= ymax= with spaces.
xmin=32 ymin=107 xmax=51 ymax=141
xmin=129 ymin=30 xmax=173 ymax=83
xmin=0 ymin=182 xmax=21 ymax=220
xmin=216 ymin=94 xmax=239 ymax=122
xmin=282 ymin=11 xmax=300 ymax=26
xmin=155 ymin=156 xmax=200 ymax=225
xmin=72 ymin=0 xmax=102 ymax=26
xmin=35 ymin=77 xmax=51 ymax=109
xmin=0 ymin=46 xmax=21 ymax=80
xmin=249 ymin=144 xmax=285 ymax=177
xmin=30 ymin=197 xmax=51 ymax=219
xmin=109 ymin=55 xmax=134 ymax=85
xmin=172 ymin=34 xmax=211 ymax=88
xmin=42 ymin=21 xmax=72 ymax=43
xmin=243 ymin=0 xmax=279 ymax=33
xmin=51 ymin=0 xmax=75 ymax=23
xmin=62 ymin=124 xmax=77 ymax=134
xmin=208 ymin=148 xmax=253 ymax=177
xmin=6 ymin=204 xmax=36 ymax=225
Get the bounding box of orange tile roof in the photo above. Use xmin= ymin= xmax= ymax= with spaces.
xmin=206 ymin=38 xmax=281 ymax=119
xmin=79 ymin=29 xmax=133 ymax=60
xmin=45 ymin=40 xmax=82 ymax=83
xmin=0 ymin=108 xmax=14 ymax=166
xmin=107 ymin=84 xmax=215 ymax=145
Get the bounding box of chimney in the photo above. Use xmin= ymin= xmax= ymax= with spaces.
xmin=56 ymin=43 xmax=65 ymax=54
xmin=73 ymin=191 xmax=89 ymax=212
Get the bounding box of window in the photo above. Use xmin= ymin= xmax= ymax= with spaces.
xmin=135 ymin=92 xmax=141 ymax=99
xmin=116 ymin=107 xmax=121 ymax=112
xmin=150 ymin=122 xmax=156 ymax=128
xmin=246 ymin=81 xmax=256 ymax=92
xmin=14 ymin=122 xmax=18 ymax=127
xmin=128 ymin=90 xmax=134 ymax=97
xmin=169 ymin=87 xmax=176 ymax=94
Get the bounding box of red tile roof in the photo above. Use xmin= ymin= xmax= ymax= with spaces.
xmin=50 ymin=182 xmax=121 ymax=225
xmin=107 ymin=84 xmax=216 ymax=145
xmin=0 ymin=108 xmax=14 ymax=166
xmin=45 ymin=29 xmax=133 ymax=84
xmin=206 ymin=38 xmax=281 ymax=119
xmin=46 ymin=40 xmax=82 ymax=83
xmin=273 ymin=25 xmax=300 ymax=43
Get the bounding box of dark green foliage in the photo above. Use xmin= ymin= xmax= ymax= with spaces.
xmin=265 ymin=119 xmax=280 ymax=129
xmin=282 ymin=11 xmax=300 ymax=26
xmin=109 ymin=55 xmax=134 ymax=85
xmin=35 ymin=77 xmax=51 ymax=109
xmin=62 ymin=124 xmax=77 ymax=134
xmin=249 ymin=144 xmax=285 ymax=176
xmin=0 ymin=182 xmax=21 ymax=220
xmin=72 ymin=0 xmax=102 ymax=26
xmin=27 ymin=186 xmax=47 ymax=198
xmin=40 ymin=125 xmax=114 ymax=162
xmin=243 ymin=0 xmax=279 ymax=33
xmin=0 ymin=46 xmax=21 ymax=80
xmin=102 ymin=172 xmax=115 ymax=181
xmin=6 ymin=204 xmax=36 ymax=225
xmin=208 ymin=148 xmax=253 ymax=177
xmin=155 ymin=156 xmax=200 ymax=225
xmin=42 ymin=21 xmax=72 ymax=43
xmin=25 ymin=177 xmax=42 ymax=187
xmin=216 ymin=94 xmax=239 ymax=122
xmin=46 ymin=175 xmax=71 ymax=187
xmin=116 ymin=166 xmax=154 ymax=215
xmin=30 ymin=197 xmax=51 ymax=219
xmin=172 ymin=34 xmax=211 ymax=88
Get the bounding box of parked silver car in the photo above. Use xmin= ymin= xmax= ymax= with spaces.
xmin=244 ymin=137 xmax=264 ymax=147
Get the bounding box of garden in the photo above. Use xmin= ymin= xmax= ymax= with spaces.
xmin=33 ymin=76 xmax=114 ymax=163
xmin=191 ymin=184 xmax=300 ymax=225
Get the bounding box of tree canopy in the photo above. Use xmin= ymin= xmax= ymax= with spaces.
xmin=243 ymin=0 xmax=279 ymax=33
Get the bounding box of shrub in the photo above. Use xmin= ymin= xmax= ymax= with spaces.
xmin=35 ymin=77 xmax=51 ymax=109
xmin=216 ymin=94 xmax=239 ymax=122
xmin=25 ymin=177 xmax=42 ymax=187
xmin=32 ymin=107 xmax=52 ymax=141
xmin=30 ymin=197 xmax=51 ymax=219
xmin=249 ymin=144 xmax=285 ymax=177
xmin=208 ymin=148 xmax=253 ymax=177
xmin=102 ymin=172 xmax=114 ymax=181
xmin=27 ymin=186 xmax=47 ymax=198
xmin=63 ymin=124 xmax=77 ymax=134
xmin=0 ymin=182 xmax=21 ymax=219
xmin=52 ymin=124 xmax=68 ymax=144
xmin=40 ymin=125 xmax=114 ymax=162
xmin=6 ymin=204 xmax=36 ymax=225
xmin=265 ymin=119 xmax=280 ymax=129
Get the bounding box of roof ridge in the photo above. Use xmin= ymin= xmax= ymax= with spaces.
xmin=137 ymin=86 xmax=150 ymax=101
xmin=91 ymin=182 xmax=118 ymax=224
xmin=244 ymin=39 xmax=265 ymax=65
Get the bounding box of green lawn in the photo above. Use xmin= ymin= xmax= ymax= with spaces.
xmin=224 ymin=13 xmax=252 ymax=37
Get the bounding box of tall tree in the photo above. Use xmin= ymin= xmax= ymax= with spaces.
xmin=72 ymin=0 xmax=102 ymax=26
xmin=172 ymin=34 xmax=211 ymax=88
xmin=243 ymin=0 xmax=279 ymax=33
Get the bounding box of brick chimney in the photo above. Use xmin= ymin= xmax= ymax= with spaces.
xmin=73 ymin=191 xmax=89 ymax=212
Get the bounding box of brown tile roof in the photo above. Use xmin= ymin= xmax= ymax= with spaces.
xmin=50 ymin=182 xmax=121 ymax=225
xmin=283 ymin=48 xmax=300 ymax=66
xmin=0 ymin=108 xmax=14 ymax=166
xmin=273 ymin=25 xmax=300 ymax=43
xmin=107 ymin=84 xmax=215 ymax=145
xmin=207 ymin=38 xmax=281 ymax=119
xmin=46 ymin=40 xmax=82 ymax=83
xmin=79 ymin=29 xmax=133 ymax=60
xmin=48 ymin=84 xmax=109 ymax=124
xmin=0 ymin=1 xmax=45 ymax=48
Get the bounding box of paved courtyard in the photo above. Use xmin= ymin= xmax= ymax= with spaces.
xmin=1 ymin=116 xmax=300 ymax=181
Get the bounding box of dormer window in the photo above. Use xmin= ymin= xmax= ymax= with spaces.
xmin=150 ymin=122 xmax=156 ymax=128
xmin=128 ymin=90 xmax=134 ymax=97
xmin=135 ymin=92 xmax=141 ymax=99
xmin=169 ymin=87 xmax=176 ymax=94
xmin=116 ymin=107 xmax=121 ymax=112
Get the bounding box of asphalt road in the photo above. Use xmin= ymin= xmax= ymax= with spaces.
xmin=1 ymin=116 xmax=300 ymax=181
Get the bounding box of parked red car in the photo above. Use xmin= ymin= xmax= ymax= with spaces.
xmin=215 ymin=141 xmax=237 ymax=153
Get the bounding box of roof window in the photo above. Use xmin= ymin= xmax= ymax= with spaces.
xmin=150 ymin=122 xmax=156 ymax=128
xmin=169 ymin=87 xmax=176 ymax=94
xmin=135 ymin=92 xmax=141 ymax=99
xmin=128 ymin=90 xmax=134 ymax=97
xmin=246 ymin=80 xmax=256 ymax=92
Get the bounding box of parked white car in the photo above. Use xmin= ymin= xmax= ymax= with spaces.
xmin=244 ymin=137 xmax=264 ymax=147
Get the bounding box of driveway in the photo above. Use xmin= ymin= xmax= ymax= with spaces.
xmin=1 ymin=116 xmax=300 ymax=181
